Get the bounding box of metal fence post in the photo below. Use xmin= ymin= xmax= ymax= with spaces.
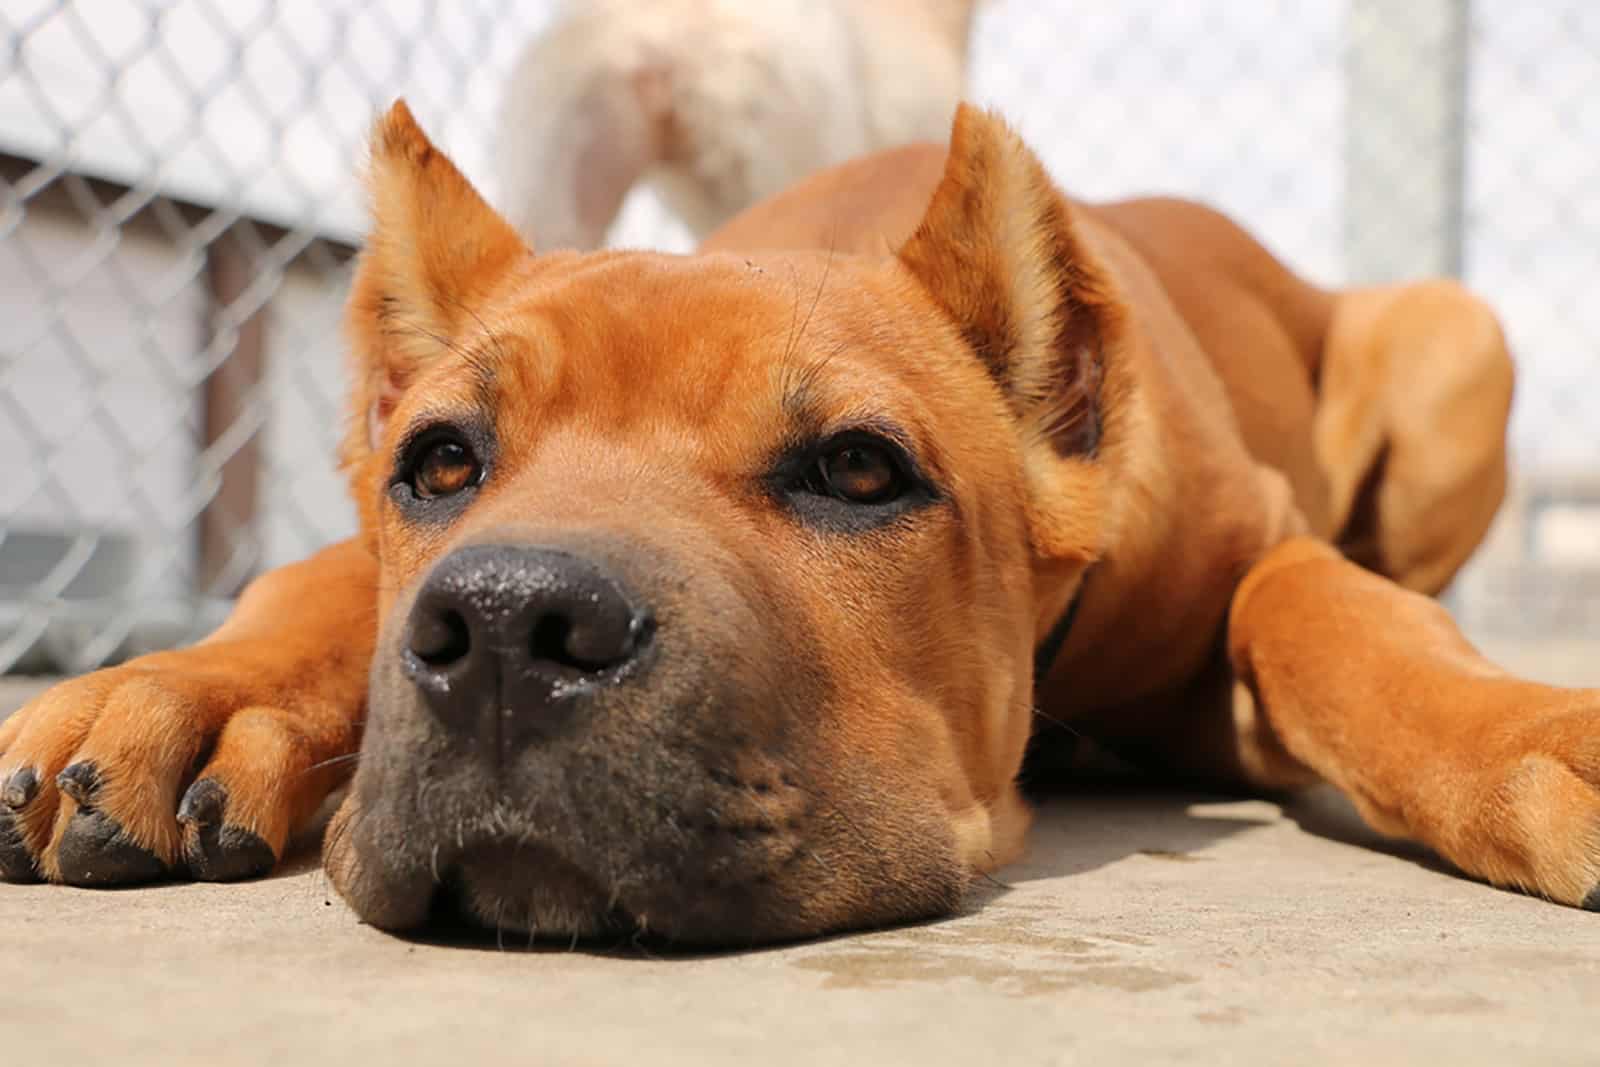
xmin=199 ymin=229 xmax=268 ymax=598
xmin=1345 ymin=0 xmax=1475 ymax=616
xmin=1344 ymin=0 xmax=1471 ymax=282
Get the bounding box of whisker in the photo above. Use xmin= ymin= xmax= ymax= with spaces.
xmin=301 ymin=751 xmax=363 ymax=777
xmin=440 ymin=291 xmax=513 ymax=369
xmin=976 ymin=854 xmax=1012 ymax=891
xmin=1031 ymin=704 xmax=1084 ymax=739
xmin=783 ymin=237 xmax=837 ymax=367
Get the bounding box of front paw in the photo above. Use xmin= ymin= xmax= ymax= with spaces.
xmin=0 ymin=652 xmax=359 ymax=886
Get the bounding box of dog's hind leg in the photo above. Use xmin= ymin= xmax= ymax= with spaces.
xmin=0 ymin=539 xmax=376 ymax=885
xmin=1314 ymin=281 xmax=1514 ymax=595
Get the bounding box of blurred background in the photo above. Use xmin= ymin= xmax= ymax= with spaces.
xmin=0 ymin=0 xmax=1596 ymax=675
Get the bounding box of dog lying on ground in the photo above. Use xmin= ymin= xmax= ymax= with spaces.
xmin=495 ymin=0 xmax=974 ymax=249
xmin=3 ymin=100 xmax=1596 ymax=943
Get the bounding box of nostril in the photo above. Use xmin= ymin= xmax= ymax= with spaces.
xmin=411 ymin=608 xmax=471 ymax=668
xmin=529 ymin=613 xmax=575 ymax=667
xmin=530 ymin=608 xmax=653 ymax=672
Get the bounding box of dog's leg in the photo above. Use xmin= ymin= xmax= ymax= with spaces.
xmin=1227 ymin=536 xmax=1600 ymax=910
xmin=1315 ymin=281 xmax=1514 ymax=595
xmin=0 ymin=539 xmax=376 ymax=885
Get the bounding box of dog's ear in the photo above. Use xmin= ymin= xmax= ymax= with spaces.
xmin=898 ymin=104 xmax=1124 ymax=563
xmin=342 ymin=100 xmax=527 ymax=466
xmin=898 ymin=104 xmax=1123 ymax=461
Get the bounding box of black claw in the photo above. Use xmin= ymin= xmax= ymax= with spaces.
xmin=179 ymin=779 xmax=276 ymax=882
xmin=55 ymin=807 xmax=167 ymax=887
xmin=1584 ymin=884 xmax=1600 ymax=913
xmin=2 ymin=767 xmax=39 ymax=810
xmin=0 ymin=807 xmax=42 ymax=883
xmin=56 ymin=761 xmax=102 ymax=806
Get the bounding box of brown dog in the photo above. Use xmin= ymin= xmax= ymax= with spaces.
xmin=2 ymin=100 xmax=1595 ymax=942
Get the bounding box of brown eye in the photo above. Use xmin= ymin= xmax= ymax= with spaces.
xmin=412 ymin=439 xmax=480 ymax=499
xmin=817 ymin=443 xmax=901 ymax=503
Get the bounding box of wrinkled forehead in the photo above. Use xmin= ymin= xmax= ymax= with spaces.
xmin=417 ymin=249 xmax=985 ymax=459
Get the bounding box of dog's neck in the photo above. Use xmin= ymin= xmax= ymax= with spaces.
xmin=1033 ymin=565 xmax=1092 ymax=686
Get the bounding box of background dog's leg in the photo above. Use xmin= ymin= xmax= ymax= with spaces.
xmin=495 ymin=13 xmax=671 ymax=250
xmin=0 ymin=539 xmax=377 ymax=886
xmin=1227 ymin=536 xmax=1600 ymax=910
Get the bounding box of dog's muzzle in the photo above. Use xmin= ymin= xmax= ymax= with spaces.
xmin=327 ymin=536 xmax=967 ymax=945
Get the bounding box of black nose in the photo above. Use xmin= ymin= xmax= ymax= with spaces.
xmin=404 ymin=544 xmax=654 ymax=739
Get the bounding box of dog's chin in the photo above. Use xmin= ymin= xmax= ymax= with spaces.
xmin=445 ymin=845 xmax=623 ymax=941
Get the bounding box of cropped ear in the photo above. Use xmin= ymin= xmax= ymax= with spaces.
xmin=898 ymin=104 xmax=1124 ymax=462
xmin=342 ymin=100 xmax=527 ymax=468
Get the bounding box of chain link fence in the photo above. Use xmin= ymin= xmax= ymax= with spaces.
xmin=2 ymin=0 xmax=1597 ymax=673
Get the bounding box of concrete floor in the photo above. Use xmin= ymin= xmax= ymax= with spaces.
xmin=3 ymin=639 xmax=1599 ymax=1065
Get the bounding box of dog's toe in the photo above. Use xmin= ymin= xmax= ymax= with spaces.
xmin=54 ymin=759 xmax=168 ymax=885
xmin=55 ymin=804 xmax=168 ymax=886
xmin=178 ymin=779 xmax=276 ymax=882
xmin=1584 ymin=884 xmax=1600 ymax=913
xmin=0 ymin=766 xmax=43 ymax=882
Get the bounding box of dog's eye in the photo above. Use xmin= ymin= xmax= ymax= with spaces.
xmin=811 ymin=442 xmax=902 ymax=504
xmin=777 ymin=428 xmax=934 ymax=530
xmin=411 ymin=437 xmax=481 ymax=499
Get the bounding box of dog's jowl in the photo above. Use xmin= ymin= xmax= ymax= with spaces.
xmin=3 ymin=100 xmax=1597 ymax=943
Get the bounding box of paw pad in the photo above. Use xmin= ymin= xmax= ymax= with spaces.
xmin=55 ymin=806 xmax=168 ymax=886
xmin=0 ymin=808 xmax=41 ymax=883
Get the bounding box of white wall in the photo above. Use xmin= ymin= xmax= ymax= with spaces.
xmin=0 ymin=198 xmax=204 ymax=596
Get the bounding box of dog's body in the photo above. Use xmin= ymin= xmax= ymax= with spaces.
xmin=3 ymin=103 xmax=1596 ymax=941
xmin=712 ymin=144 xmax=1518 ymax=778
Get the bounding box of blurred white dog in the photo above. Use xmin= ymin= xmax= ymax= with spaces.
xmin=495 ymin=0 xmax=976 ymax=249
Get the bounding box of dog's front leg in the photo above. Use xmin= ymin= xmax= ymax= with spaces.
xmin=0 ymin=539 xmax=377 ymax=885
xmin=1228 ymin=536 xmax=1600 ymax=911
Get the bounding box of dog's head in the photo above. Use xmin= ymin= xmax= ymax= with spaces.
xmin=324 ymin=101 xmax=1126 ymax=945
